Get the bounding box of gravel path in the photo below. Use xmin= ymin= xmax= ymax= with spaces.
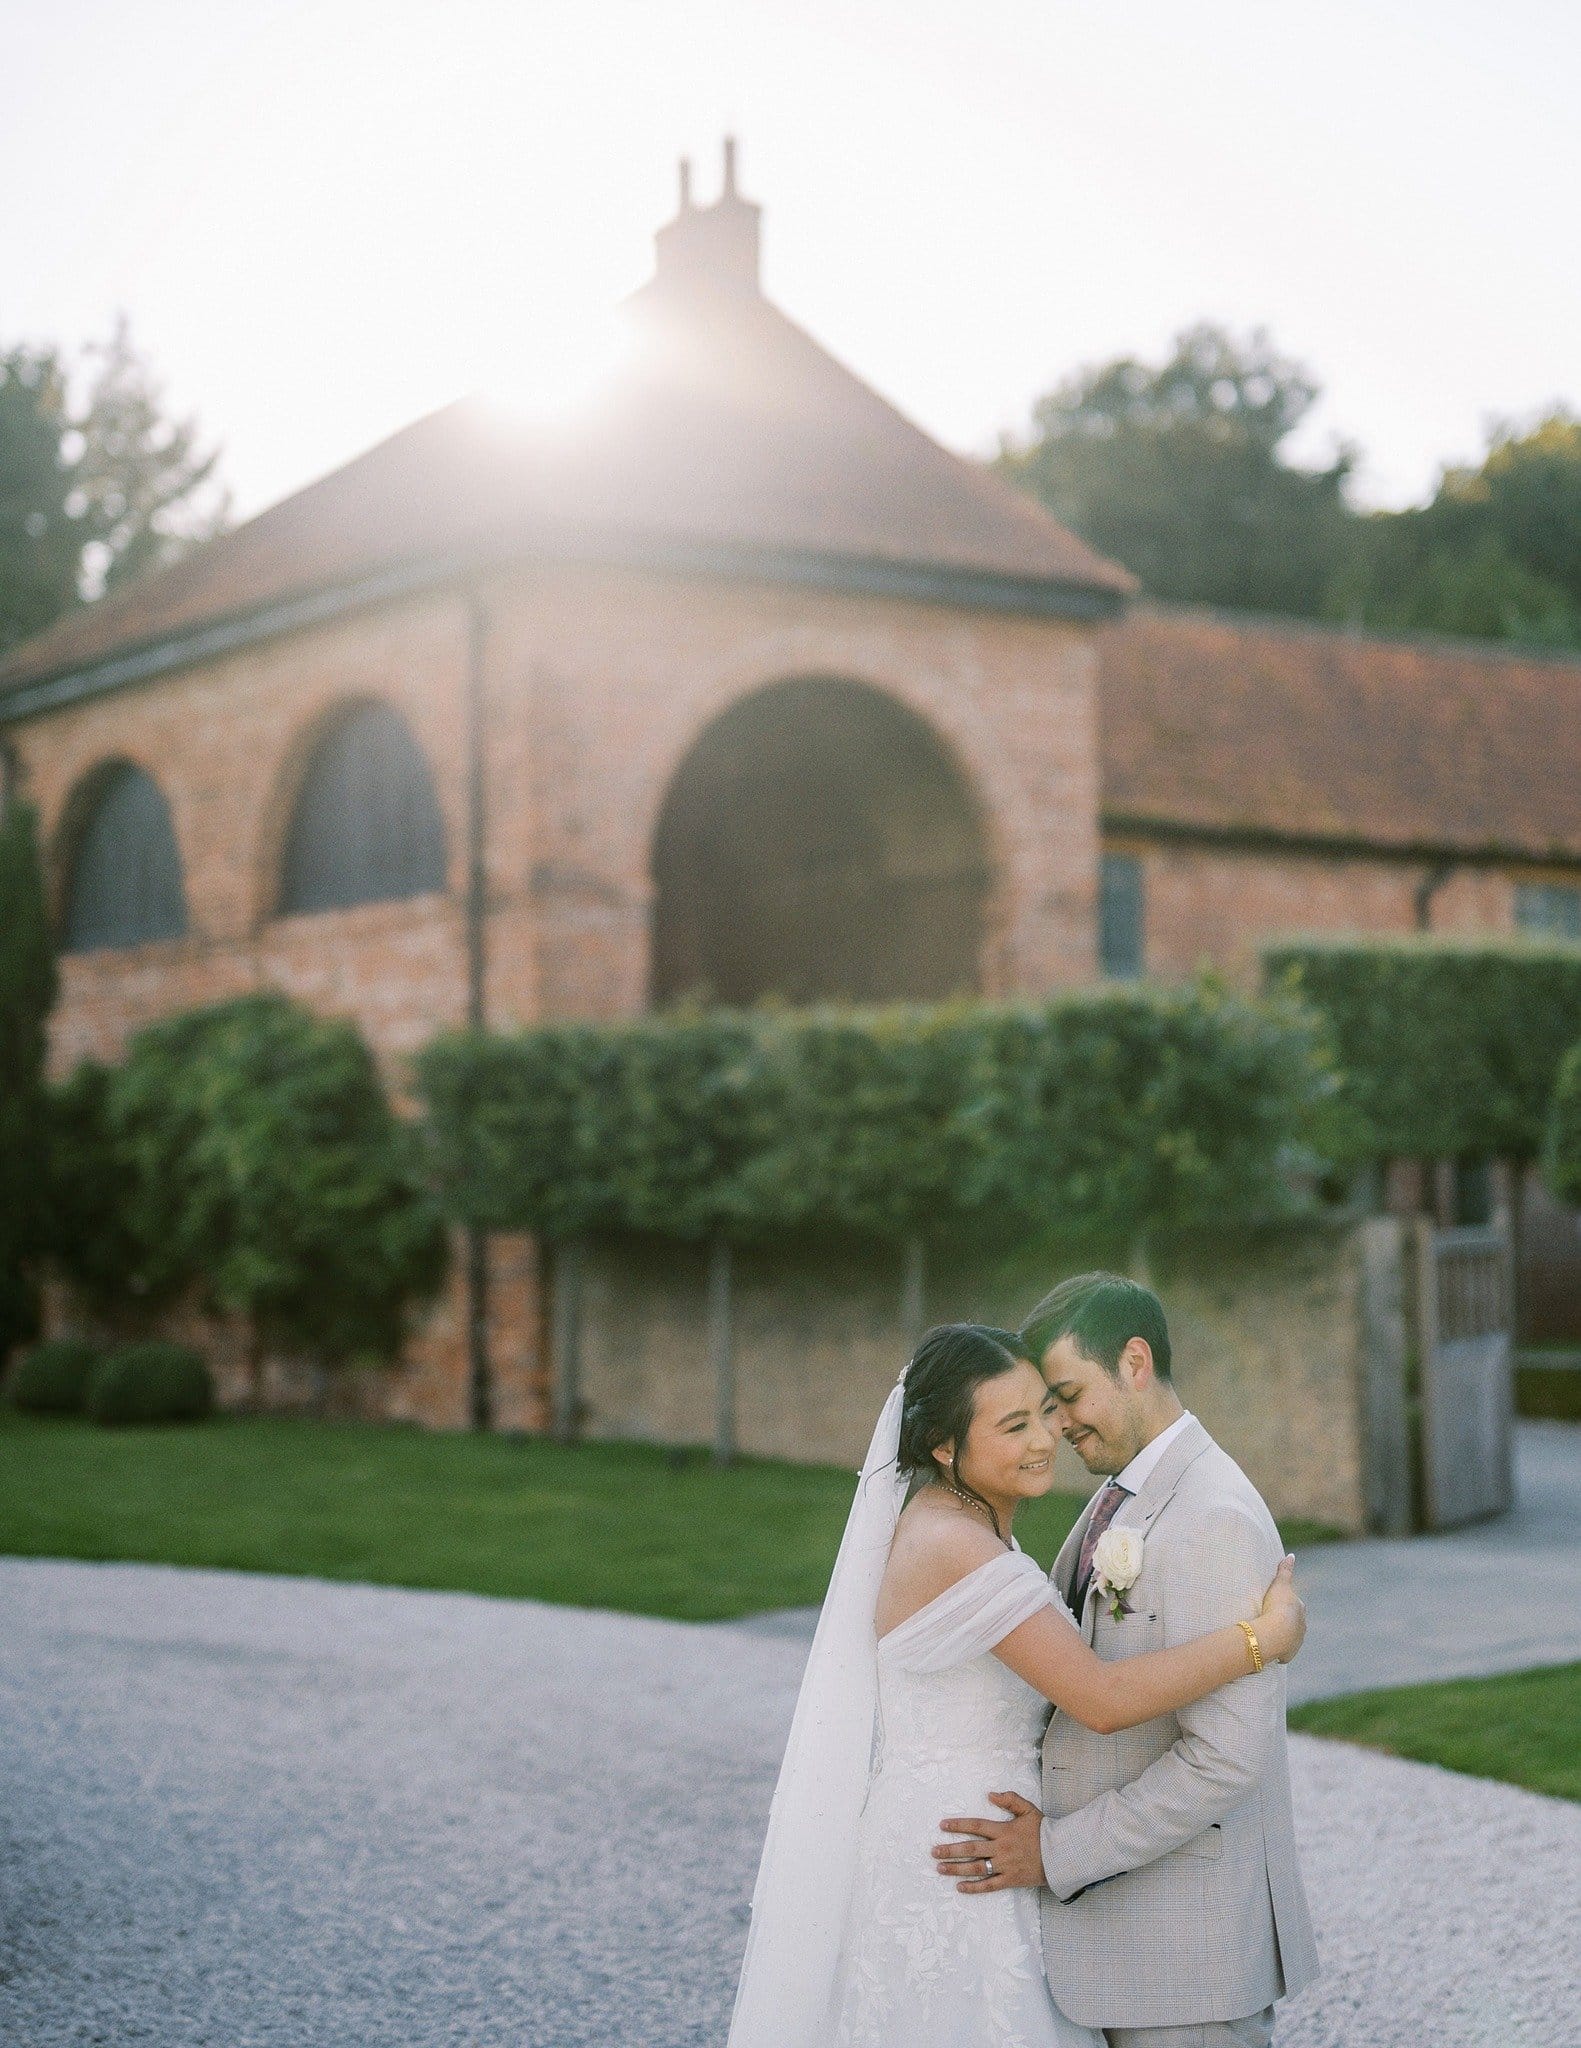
xmin=3 ymin=1557 xmax=1578 ymax=2047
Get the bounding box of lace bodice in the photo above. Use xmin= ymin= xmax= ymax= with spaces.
xmin=831 ymin=1547 xmax=1097 ymax=2048
xmin=873 ymin=1548 xmax=1072 ymax=1772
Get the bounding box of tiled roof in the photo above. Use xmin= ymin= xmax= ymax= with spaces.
xmin=1100 ymin=605 xmax=1581 ymax=863
xmin=0 ymin=275 xmax=1131 ymax=701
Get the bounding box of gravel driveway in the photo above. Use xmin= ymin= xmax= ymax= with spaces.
xmin=3 ymin=1557 xmax=1577 ymax=2047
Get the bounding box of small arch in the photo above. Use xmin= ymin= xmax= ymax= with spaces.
xmin=60 ymin=760 xmax=188 ymax=954
xmin=651 ymin=675 xmax=992 ymax=1005
xmin=276 ymin=700 xmax=447 ymax=916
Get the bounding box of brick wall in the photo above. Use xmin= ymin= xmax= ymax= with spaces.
xmin=8 ymin=562 xmax=1103 ymax=1426
xmin=1110 ymin=832 xmax=1517 ymax=983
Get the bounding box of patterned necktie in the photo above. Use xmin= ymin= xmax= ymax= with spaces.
xmin=1073 ymin=1478 xmax=1129 ymax=1610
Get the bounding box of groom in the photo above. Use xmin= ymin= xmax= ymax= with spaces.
xmin=931 ymin=1273 xmax=1318 ymax=2046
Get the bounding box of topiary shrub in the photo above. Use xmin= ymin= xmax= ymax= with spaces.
xmin=6 ymin=1337 xmax=102 ymax=1413
xmin=86 ymin=1342 xmax=213 ymax=1426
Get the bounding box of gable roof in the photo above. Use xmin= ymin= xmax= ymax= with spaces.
xmin=0 ymin=272 xmax=1131 ymax=717
xmin=1100 ymin=604 xmax=1581 ymax=865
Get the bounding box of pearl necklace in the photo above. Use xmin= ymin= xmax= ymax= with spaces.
xmin=937 ymin=1479 xmax=998 ymax=1527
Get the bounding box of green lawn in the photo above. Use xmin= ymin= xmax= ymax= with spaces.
xmin=0 ymin=1411 xmax=1340 ymax=1621
xmin=1291 ymin=1663 xmax=1581 ymax=1803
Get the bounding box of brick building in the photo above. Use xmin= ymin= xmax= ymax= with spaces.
xmin=4 ymin=148 xmax=1580 ymax=1417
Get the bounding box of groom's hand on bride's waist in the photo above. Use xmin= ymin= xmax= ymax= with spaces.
xmin=931 ymin=1792 xmax=1044 ymax=1893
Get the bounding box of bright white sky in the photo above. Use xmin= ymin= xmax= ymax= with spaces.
xmin=4 ymin=0 xmax=1576 ymax=521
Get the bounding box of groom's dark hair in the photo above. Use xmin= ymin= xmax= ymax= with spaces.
xmin=1020 ymin=1272 xmax=1172 ymax=1383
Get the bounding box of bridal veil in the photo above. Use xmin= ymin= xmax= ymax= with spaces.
xmin=725 ymin=1374 xmax=909 ymax=2048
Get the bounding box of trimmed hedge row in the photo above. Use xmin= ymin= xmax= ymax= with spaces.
xmin=6 ymin=1338 xmax=213 ymax=1424
xmin=1265 ymin=938 xmax=1581 ymax=1162
xmin=417 ymin=981 xmax=1331 ymax=1248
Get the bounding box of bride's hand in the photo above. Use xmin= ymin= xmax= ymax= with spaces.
xmin=1256 ymin=1555 xmax=1306 ymax=1664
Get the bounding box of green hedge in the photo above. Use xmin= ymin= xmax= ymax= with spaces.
xmin=1265 ymin=938 xmax=1581 ymax=1161
xmin=1516 ymin=1359 xmax=1581 ymax=1423
xmin=1543 ymin=1040 xmax=1581 ymax=1204
xmin=86 ymin=1342 xmax=213 ymax=1426
xmin=7 ymin=1338 xmax=102 ymax=1414
xmin=419 ymin=981 xmax=1329 ymax=1250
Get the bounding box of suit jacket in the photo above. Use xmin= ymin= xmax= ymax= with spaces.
xmin=1038 ymin=1417 xmax=1319 ymax=2032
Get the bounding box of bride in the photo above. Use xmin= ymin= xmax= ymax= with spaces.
xmin=727 ymin=1323 xmax=1307 ymax=2048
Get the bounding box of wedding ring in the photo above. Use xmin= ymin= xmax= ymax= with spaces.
xmin=984 ymin=1859 xmax=994 ymax=1877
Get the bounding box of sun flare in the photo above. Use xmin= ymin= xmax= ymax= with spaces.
xmin=477 ymin=303 xmax=636 ymax=427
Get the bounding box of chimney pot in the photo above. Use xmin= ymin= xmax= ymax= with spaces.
xmin=722 ymin=135 xmax=738 ymax=197
xmin=678 ymin=156 xmax=693 ymax=210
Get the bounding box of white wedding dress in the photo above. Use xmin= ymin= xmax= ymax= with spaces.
xmin=725 ymin=1380 xmax=1100 ymax=2048
xmin=831 ymin=1546 xmax=1101 ymax=2048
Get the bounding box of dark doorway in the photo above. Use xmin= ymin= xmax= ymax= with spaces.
xmin=652 ymin=677 xmax=990 ymax=1005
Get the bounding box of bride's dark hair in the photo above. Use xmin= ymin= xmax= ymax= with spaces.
xmin=897 ymin=1323 xmax=1036 ymax=1540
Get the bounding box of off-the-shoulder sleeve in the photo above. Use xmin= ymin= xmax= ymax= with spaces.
xmin=879 ymin=1549 xmax=1069 ymax=1672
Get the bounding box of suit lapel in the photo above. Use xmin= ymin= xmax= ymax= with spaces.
xmin=1052 ymin=1491 xmax=1099 ymax=1611
xmin=1081 ymin=1568 xmax=1102 ymax=1643
xmin=1124 ymin=1415 xmax=1212 ymax=1536
xmin=1073 ymin=1419 xmax=1214 ymax=1640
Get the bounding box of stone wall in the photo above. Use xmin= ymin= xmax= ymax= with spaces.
xmin=568 ymin=1220 xmax=1406 ymax=1534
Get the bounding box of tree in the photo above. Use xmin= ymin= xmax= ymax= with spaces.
xmin=0 ymin=317 xmax=227 ymax=657
xmin=50 ymin=996 xmax=449 ymax=1402
xmin=998 ymin=323 xmax=1356 ymax=618
xmin=0 ymin=348 xmax=80 ymax=651
xmin=172 ymin=997 xmax=449 ymax=1393
xmin=0 ymin=793 xmax=57 ymax=1365
xmin=1334 ymin=410 xmax=1581 ymax=648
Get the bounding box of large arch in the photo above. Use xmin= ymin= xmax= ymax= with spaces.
xmin=59 ymin=759 xmax=187 ymax=954
xmin=651 ymin=675 xmax=992 ymax=1006
xmin=276 ymin=700 xmax=447 ymax=916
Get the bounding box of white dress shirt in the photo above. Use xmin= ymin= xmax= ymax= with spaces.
xmin=1111 ymin=1408 xmax=1195 ymax=1498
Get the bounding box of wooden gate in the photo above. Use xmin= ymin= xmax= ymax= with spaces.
xmin=1415 ymin=1221 xmax=1515 ymax=1529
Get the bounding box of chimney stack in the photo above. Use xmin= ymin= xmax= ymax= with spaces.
xmin=652 ymin=136 xmax=761 ymax=294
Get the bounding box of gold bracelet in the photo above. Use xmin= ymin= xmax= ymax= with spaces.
xmin=1237 ymin=1619 xmax=1264 ymax=1674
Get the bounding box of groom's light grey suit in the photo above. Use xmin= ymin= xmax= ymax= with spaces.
xmin=1039 ymin=1417 xmax=1318 ymax=2044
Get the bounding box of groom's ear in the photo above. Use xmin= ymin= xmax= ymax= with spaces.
xmin=1119 ymin=1337 xmax=1156 ymax=1389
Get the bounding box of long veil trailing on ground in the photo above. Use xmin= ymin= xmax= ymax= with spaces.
xmin=725 ymin=1373 xmax=909 ymax=2048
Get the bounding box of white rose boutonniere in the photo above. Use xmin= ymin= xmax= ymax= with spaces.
xmin=1091 ymin=1527 xmax=1144 ymax=1621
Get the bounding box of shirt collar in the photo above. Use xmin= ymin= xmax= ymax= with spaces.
xmin=1112 ymin=1409 xmax=1195 ymax=1497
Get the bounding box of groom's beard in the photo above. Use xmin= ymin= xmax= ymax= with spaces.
xmin=1063 ymin=1429 xmax=1123 ymax=1475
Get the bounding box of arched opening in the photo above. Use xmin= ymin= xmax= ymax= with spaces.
xmin=61 ymin=760 xmax=187 ymax=953
xmin=277 ymin=701 xmax=447 ymax=916
xmin=652 ymin=676 xmax=991 ymax=1005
